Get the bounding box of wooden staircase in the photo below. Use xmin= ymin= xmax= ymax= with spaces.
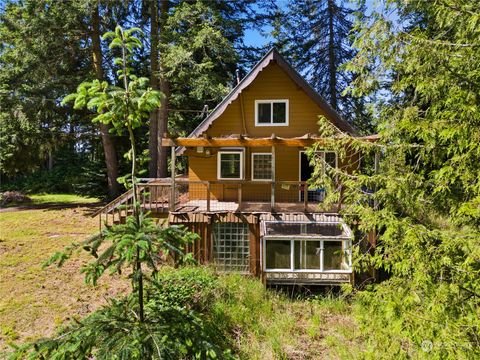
xmin=92 ymin=178 xmax=173 ymax=228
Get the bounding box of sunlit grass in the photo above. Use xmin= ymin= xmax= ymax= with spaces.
xmin=29 ymin=193 xmax=99 ymax=205
xmin=0 ymin=206 xmax=128 ymax=351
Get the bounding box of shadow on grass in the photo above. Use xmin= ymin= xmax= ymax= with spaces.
xmin=0 ymin=202 xmax=104 ymax=215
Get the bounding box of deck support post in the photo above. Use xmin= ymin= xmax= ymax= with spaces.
xmin=170 ymin=146 xmax=176 ymax=211
xmin=206 ymin=181 xmax=211 ymax=212
xmin=374 ymin=150 xmax=380 ymax=211
xmin=303 ymin=183 xmax=308 ymax=211
xmin=271 ymin=145 xmax=275 ymax=211
xmin=238 ymin=183 xmax=242 ymax=211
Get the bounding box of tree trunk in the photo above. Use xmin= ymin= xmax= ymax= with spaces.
xmin=92 ymin=1 xmax=120 ymax=198
xmin=327 ymin=0 xmax=338 ymax=110
xmin=148 ymin=0 xmax=160 ymax=178
xmin=157 ymin=0 xmax=170 ymax=178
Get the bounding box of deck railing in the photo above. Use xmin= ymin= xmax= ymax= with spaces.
xmin=172 ymin=179 xmax=325 ymax=213
xmin=96 ymin=178 xmax=328 ymax=225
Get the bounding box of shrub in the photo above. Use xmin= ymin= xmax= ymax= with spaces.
xmin=9 ymin=267 xmax=234 ymax=360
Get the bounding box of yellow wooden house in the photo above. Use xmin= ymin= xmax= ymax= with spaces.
xmin=97 ymin=49 xmax=367 ymax=285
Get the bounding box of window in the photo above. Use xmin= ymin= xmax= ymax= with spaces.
xmin=213 ymin=223 xmax=250 ymax=273
xmin=255 ymin=100 xmax=289 ymax=126
xmin=218 ymin=150 xmax=243 ymax=180
xmin=264 ymin=238 xmax=351 ymax=272
xmin=323 ymin=241 xmax=347 ymax=270
xmin=252 ymin=153 xmax=272 ymax=181
xmin=265 ymin=240 xmax=291 ymax=269
xmin=294 ymin=240 xmax=321 ymax=270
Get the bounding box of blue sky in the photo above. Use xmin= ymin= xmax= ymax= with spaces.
xmin=242 ymin=0 xmax=390 ymax=48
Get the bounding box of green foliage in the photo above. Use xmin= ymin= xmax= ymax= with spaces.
xmin=46 ymin=214 xmax=197 ymax=283
xmin=271 ymin=0 xmax=372 ymax=131
xmin=0 ymin=155 xmax=109 ymax=197
xmin=8 ymin=267 xmax=231 ymax=360
xmin=8 ymin=266 xmax=358 ymax=359
xmin=63 ymin=26 xmax=162 ymax=138
xmin=309 ymin=1 xmax=480 ymax=358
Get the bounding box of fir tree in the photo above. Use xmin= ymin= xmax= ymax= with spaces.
xmin=272 ymin=0 xmax=371 ymax=130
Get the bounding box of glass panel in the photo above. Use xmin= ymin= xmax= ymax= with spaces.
xmin=264 ymin=222 xmax=344 ymax=237
xmin=265 ymin=240 xmax=291 ymax=269
xmin=294 ymin=240 xmax=321 ymax=270
xmin=272 ymin=102 xmax=286 ymax=123
xmin=306 ymin=223 xmax=343 ymax=236
xmin=220 ymin=153 xmax=241 ymax=178
xmin=213 ymin=223 xmax=250 ymax=273
xmin=253 ymin=154 xmax=272 ymax=180
xmin=323 ymin=241 xmax=343 ymax=270
xmin=257 ymin=103 xmax=271 ymax=123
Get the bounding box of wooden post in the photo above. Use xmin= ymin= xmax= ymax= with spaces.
xmin=170 ymin=146 xmax=176 ymax=211
xmin=303 ymin=183 xmax=308 ymax=211
xmin=206 ymin=181 xmax=211 ymax=212
xmin=374 ymin=150 xmax=380 ymax=210
xmin=238 ymin=183 xmax=242 ymax=211
xmin=271 ymin=145 xmax=275 ymax=211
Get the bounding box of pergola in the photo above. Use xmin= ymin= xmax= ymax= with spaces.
xmin=161 ymin=133 xmax=379 ymax=209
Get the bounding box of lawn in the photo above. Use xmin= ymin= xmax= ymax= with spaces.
xmin=0 ymin=194 xmax=361 ymax=358
xmin=0 ymin=195 xmax=129 ymax=351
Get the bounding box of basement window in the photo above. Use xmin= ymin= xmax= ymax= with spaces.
xmin=255 ymin=100 xmax=289 ymax=126
xmin=213 ymin=222 xmax=250 ymax=273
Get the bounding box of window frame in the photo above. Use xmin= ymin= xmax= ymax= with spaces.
xmin=217 ymin=149 xmax=244 ymax=180
xmin=254 ymin=99 xmax=289 ymax=126
xmin=263 ymin=237 xmax=352 ymax=273
xmin=251 ymin=152 xmax=273 ymax=181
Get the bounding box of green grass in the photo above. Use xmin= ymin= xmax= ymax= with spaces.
xmin=29 ymin=193 xmax=100 ymax=205
xmin=202 ymin=270 xmax=361 ymax=359
xmin=0 ymin=194 xmax=361 ymax=358
xmin=0 ymin=202 xmax=127 ymax=351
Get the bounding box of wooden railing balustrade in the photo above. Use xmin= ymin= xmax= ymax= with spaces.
xmin=94 ymin=178 xmax=326 ymax=225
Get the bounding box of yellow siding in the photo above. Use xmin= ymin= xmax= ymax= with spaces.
xmin=206 ymin=62 xmax=328 ymax=138
xmin=185 ymin=61 xmax=358 ymax=202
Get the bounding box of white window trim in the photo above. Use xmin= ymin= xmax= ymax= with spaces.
xmin=254 ymin=99 xmax=289 ymax=126
xmin=251 ymin=152 xmax=272 ymax=181
xmin=262 ymin=237 xmax=352 ymax=273
xmin=217 ymin=150 xmax=244 ymax=180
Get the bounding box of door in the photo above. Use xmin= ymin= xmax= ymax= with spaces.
xmin=299 ymin=151 xmax=325 ymax=202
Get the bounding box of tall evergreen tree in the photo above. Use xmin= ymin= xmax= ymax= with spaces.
xmin=272 ymin=0 xmax=369 ymax=130
xmin=147 ymin=0 xmax=259 ymax=177
xmin=312 ymin=0 xmax=480 ymax=357
xmin=0 ymin=0 xmax=93 ymax=177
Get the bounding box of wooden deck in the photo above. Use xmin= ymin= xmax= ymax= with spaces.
xmin=173 ymin=200 xmax=322 ymax=213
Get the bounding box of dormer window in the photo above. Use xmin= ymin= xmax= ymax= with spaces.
xmin=255 ymin=100 xmax=289 ymax=126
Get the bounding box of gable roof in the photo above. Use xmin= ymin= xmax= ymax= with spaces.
xmin=180 ymin=48 xmax=356 ymax=152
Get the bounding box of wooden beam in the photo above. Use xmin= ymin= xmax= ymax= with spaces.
xmin=162 ymin=137 xmax=326 ymax=148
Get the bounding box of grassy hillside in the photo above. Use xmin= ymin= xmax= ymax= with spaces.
xmin=0 ymin=196 xmax=360 ymax=359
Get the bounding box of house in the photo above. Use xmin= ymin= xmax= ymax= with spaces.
xmin=96 ymin=49 xmax=365 ymax=285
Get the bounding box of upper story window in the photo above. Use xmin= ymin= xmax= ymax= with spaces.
xmin=217 ymin=150 xmax=244 ymax=180
xmin=255 ymin=100 xmax=289 ymax=126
